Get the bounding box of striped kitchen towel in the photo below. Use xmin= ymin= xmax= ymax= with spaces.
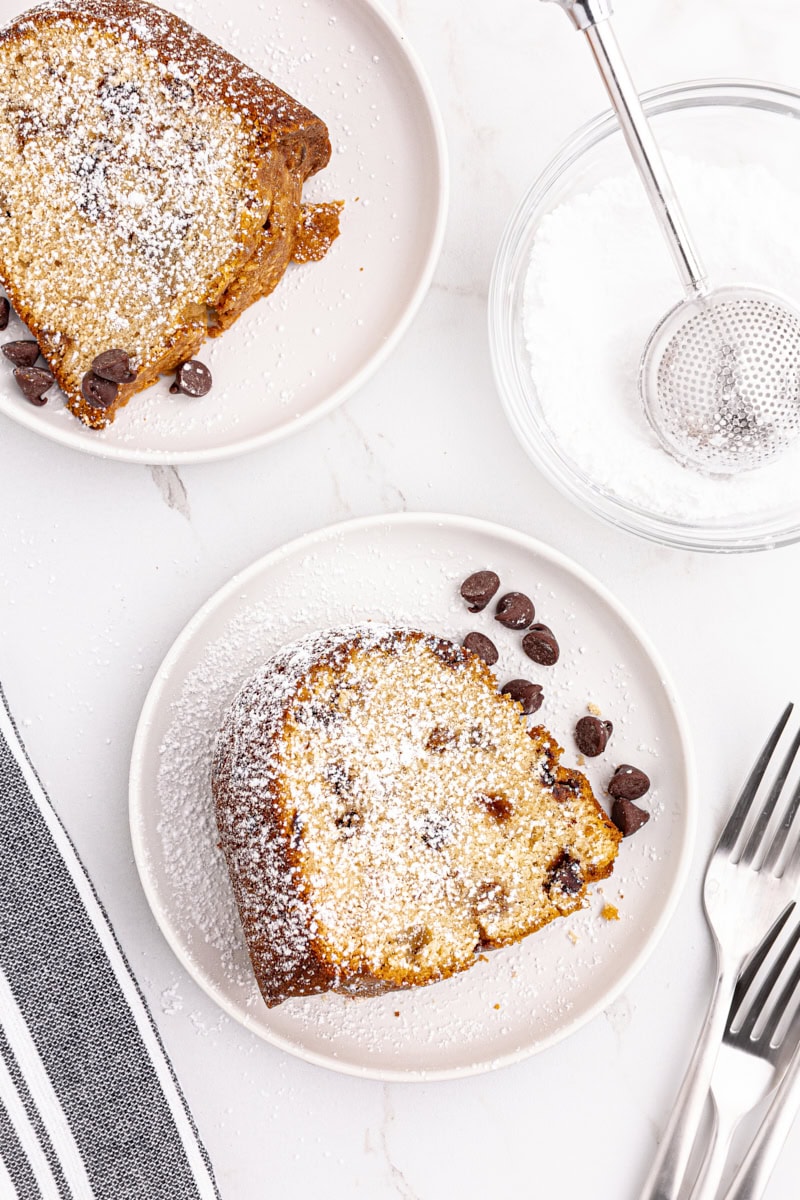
xmin=0 ymin=685 xmax=220 ymax=1200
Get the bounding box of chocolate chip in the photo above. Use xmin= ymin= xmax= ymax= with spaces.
xmin=169 ymin=359 xmax=212 ymax=397
xmin=522 ymin=624 xmax=560 ymax=666
xmin=539 ymin=762 xmax=556 ymax=787
xmin=468 ymin=725 xmax=495 ymax=750
xmin=296 ymin=701 xmax=338 ymax=729
xmin=335 ymin=810 xmax=362 ymax=838
xmin=92 ymin=348 xmax=136 ymax=383
xmin=545 ymin=850 xmax=583 ymax=896
xmin=608 ymin=764 xmax=651 ymax=801
xmin=420 ymin=813 xmax=452 ymax=850
xmin=166 ymin=78 xmax=195 ymax=105
xmin=553 ymin=775 xmax=582 ymax=802
xmin=476 ymin=792 xmax=513 ymax=822
xmin=494 ymin=591 xmax=535 ymax=629
xmin=575 ymin=716 xmax=613 ymax=757
xmin=463 ymin=631 xmax=499 ymax=666
xmin=501 ymin=679 xmax=543 ymax=715
xmin=611 ymin=796 xmax=650 ymax=837
xmin=2 ymin=339 xmax=39 ymax=367
xmin=323 ymin=762 xmax=351 ymax=795
xmin=0 ymin=298 xmax=10 ymax=331
xmin=98 ymin=80 xmax=141 ymax=118
xmin=81 ymin=370 xmax=118 ymax=410
xmin=460 ymin=570 xmax=500 ymax=612
xmin=475 ymin=880 xmax=509 ymax=915
xmin=404 ymin=925 xmax=431 ymax=955
xmin=13 ymin=366 xmax=53 ymax=406
xmin=426 ymin=726 xmax=458 ymax=753
xmin=429 ymin=639 xmax=466 ymax=668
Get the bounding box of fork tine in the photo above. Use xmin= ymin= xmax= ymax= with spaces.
xmin=737 ymin=912 xmax=800 ymax=1041
xmin=738 ymin=721 xmax=800 ymax=867
xmin=760 ymin=930 xmax=800 ymax=1046
xmin=773 ymin=967 xmax=800 ymax=1054
xmin=730 ymin=905 xmax=796 ymax=1020
xmin=717 ymin=703 xmax=794 ymax=859
xmin=762 ymin=770 xmax=800 ymax=875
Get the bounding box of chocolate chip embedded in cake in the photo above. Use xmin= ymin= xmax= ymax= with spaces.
xmin=501 ymin=679 xmax=543 ymax=715
xmin=211 ymin=626 xmax=621 ymax=1007
xmin=91 ymin=349 xmax=137 ymax=384
xmin=462 ymin=631 xmax=499 ymax=666
xmin=81 ymin=371 xmax=117 ymax=410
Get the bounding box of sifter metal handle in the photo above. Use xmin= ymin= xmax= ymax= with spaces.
xmin=541 ymin=0 xmax=707 ymax=296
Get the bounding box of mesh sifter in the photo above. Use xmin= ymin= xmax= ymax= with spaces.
xmin=542 ymin=0 xmax=800 ymax=475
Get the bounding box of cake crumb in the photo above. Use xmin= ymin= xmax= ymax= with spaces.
xmin=601 ymin=904 xmax=620 ymax=921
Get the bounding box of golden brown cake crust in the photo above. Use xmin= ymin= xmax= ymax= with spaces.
xmin=0 ymin=0 xmax=334 ymax=426
xmin=212 ymin=626 xmax=620 ymax=1009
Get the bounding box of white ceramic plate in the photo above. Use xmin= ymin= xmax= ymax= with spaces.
xmin=129 ymin=513 xmax=696 ymax=1080
xmin=0 ymin=0 xmax=447 ymax=463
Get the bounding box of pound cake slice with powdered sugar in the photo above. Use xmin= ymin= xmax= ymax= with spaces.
xmin=0 ymin=0 xmax=336 ymax=427
xmin=212 ymin=626 xmax=621 ymax=1008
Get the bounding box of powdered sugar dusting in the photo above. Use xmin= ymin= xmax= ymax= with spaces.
xmin=0 ymin=0 xmax=329 ymax=420
xmin=212 ymin=624 xmax=618 ymax=1006
xmin=0 ymin=0 xmax=445 ymax=460
xmin=139 ymin=517 xmax=691 ymax=1076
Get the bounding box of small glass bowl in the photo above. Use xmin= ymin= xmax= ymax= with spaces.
xmin=489 ymin=80 xmax=800 ymax=553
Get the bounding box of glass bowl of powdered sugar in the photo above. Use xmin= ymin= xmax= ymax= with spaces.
xmin=490 ymin=79 xmax=800 ymax=552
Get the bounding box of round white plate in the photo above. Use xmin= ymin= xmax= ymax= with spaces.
xmin=129 ymin=513 xmax=696 ymax=1080
xmin=0 ymin=0 xmax=447 ymax=464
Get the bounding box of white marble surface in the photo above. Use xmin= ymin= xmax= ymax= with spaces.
xmin=3 ymin=0 xmax=800 ymax=1196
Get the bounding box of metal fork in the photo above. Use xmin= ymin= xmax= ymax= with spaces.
xmin=689 ymin=909 xmax=800 ymax=1199
xmin=723 ymin=1022 xmax=800 ymax=1199
xmin=641 ymin=704 xmax=800 ymax=1200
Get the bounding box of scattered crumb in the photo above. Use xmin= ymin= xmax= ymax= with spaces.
xmin=587 ymin=702 xmax=602 ymax=717
xmin=601 ymin=904 xmax=620 ymax=922
xmin=567 ymin=930 xmax=579 ymax=945
xmin=393 ymin=1011 xmax=400 ymax=1018
xmin=493 ymin=1003 xmax=501 ymax=1010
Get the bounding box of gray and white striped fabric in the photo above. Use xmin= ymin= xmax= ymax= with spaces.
xmin=0 ymin=686 xmax=220 ymax=1200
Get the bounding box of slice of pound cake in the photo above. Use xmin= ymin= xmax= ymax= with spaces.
xmin=212 ymin=626 xmax=621 ymax=1008
xmin=0 ymin=0 xmax=336 ymax=427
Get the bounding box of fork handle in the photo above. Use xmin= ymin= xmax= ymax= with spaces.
xmin=689 ymin=1093 xmax=739 ymax=1200
xmin=640 ymin=962 xmax=738 ymax=1200
xmin=723 ymin=1043 xmax=800 ymax=1200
